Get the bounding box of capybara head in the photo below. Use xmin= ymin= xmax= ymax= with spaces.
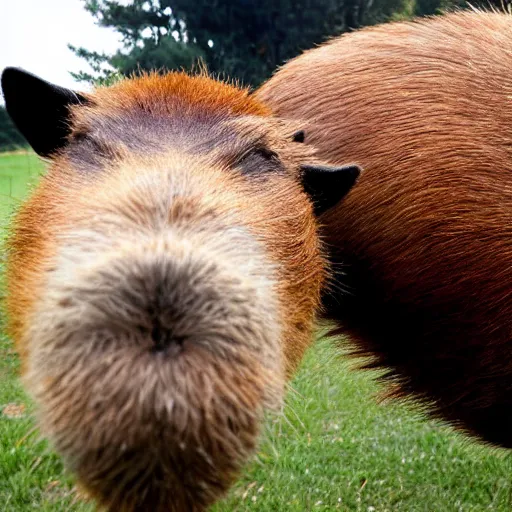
xmin=1 ymin=68 xmax=359 ymax=511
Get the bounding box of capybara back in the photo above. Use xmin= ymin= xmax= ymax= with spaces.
xmin=258 ymin=10 xmax=512 ymax=447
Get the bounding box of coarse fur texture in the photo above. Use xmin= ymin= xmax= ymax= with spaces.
xmin=258 ymin=10 xmax=512 ymax=447
xmin=3 ymin=71 xmax=334 ymax=511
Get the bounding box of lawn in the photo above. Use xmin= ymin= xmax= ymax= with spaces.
xmin=0 ymin=151 xmax=44 ymax=231
xmin=1 ymin=151 xmax=512 ymax=511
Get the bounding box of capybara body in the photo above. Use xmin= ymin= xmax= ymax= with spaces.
xmin=258 ymin=10 xmax=512 ymax=447
xmin=1 ymin=69 xmax=359 ymax=510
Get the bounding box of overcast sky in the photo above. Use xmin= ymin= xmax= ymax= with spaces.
xmin=0 ymin=0 xmax=124 ymax=102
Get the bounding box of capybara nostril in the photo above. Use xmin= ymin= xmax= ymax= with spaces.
xmin=150 ymin=318 xmax=181 ymax=354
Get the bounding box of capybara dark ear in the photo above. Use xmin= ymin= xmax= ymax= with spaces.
xmin=1 ymin=67 xmax=88 ymax=157
xmin=301 ymin=164 xmax=361 ymax=215
xmin=292 ymin=130 xmax=305 ymax=143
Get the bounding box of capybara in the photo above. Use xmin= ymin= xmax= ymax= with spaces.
xmin=1 ymin=68 xmax=359 ymax=510
xmin=258 ymin=10 xmax=512 ymax=448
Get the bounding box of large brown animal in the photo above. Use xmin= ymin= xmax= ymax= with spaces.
xmin=258 ymin=10 xmax=512 ymax=448
xmin=1 ymin=69 xmax=359 ymax=510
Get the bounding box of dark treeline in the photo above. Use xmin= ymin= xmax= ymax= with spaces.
xmin=1 ymin=0 xmax=508 ymax=151
xmin=71 ymin=0 xmax=506 ymax=87
xmin=71 ymin=0 xmax=411 ymax=87
xmin=0 ymin=106 xmax=27 ymax=151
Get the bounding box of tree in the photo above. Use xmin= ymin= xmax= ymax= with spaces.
xmin=415 ymin=0 xmax=511 ymax=16
xmin=0 ymin=106 xmax=26 ymax=152
xmin=71 ymin=0 xmax=412 ymax=87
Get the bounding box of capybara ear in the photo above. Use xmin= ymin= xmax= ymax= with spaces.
xmin=301 ymin=164 xmax=361 ymax=215
xmin=1 ymin=67 xmax=88 ymax=157
xmin=292 ymin=130 xmax=305 ymax=143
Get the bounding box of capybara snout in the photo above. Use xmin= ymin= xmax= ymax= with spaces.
xmin=2 ymin=68 xmax=359 ymax=510
xmin=26 ymin=159 xmax=283 ymax=510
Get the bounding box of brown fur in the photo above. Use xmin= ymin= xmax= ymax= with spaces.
xmin=6 ymin=72 xmax=325 ymax=510
xmin=257 ymin=10 xmax=512 ymax=447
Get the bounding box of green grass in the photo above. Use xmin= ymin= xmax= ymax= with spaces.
xmin=0 ymin=151 xmax=44 ymax=232
xmin=1 ymin=152 xmax=512 ymax=511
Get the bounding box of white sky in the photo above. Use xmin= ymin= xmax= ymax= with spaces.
xmin=0 ymin=0 xmax=123 ymax=103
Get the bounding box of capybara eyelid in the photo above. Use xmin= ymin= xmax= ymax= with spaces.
xmin=235 ymin=147 xmax=280 ymax=170
xmin=72 ymin=131 xmax=89 ymax=142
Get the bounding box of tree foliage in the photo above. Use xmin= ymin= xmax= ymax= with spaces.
xmin=0 ymin=106 xmax=27 ymax=152
xmin=71 ymin=0 xmax=415 ymax=87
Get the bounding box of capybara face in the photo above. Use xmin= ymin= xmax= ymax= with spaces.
xmin=1 ymin=69 xmax=359 ymax=511
xmin=257 ymin=11 xmax=512 ymax=448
